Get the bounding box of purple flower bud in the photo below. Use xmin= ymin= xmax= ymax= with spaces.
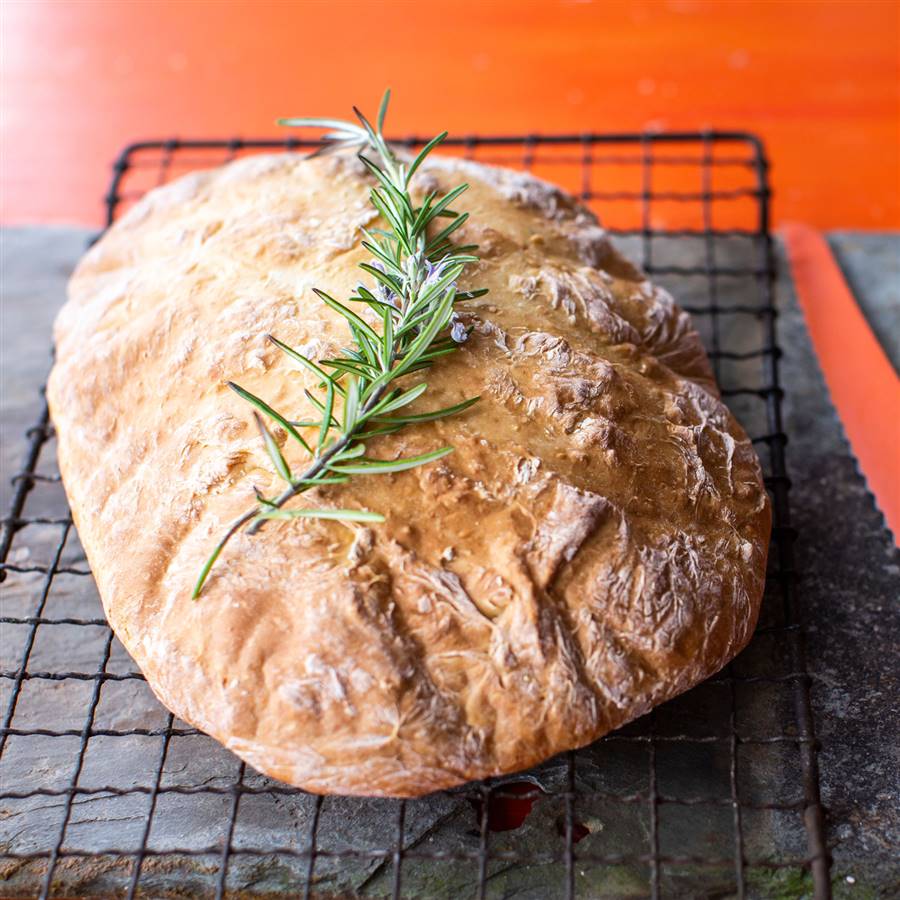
xmin=422 ymin=257 xmax=453 ymax=290
xmin=450 ymin=315 xmax=468 ymax=344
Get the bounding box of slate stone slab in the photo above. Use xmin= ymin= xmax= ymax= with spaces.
xmin=777 ymin=236 xmax=900 ymax=897
xmin=1 ymin=226 xmax=897 ymax=898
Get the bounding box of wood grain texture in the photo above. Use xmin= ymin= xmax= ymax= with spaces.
xmin=2 ymin=0 xmax=898 ymax=227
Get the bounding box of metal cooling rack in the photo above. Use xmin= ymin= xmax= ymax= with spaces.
xmin=0 ymin=132 xmax=832 ymax=899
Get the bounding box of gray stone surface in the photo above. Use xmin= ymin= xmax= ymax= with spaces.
xmin=0 ymin=226 xmax=897 ymax=898
xmin=777 ymin=238 xmax=900 ymax=896
xmin=1 ymin=227 xmax=96 ymax=514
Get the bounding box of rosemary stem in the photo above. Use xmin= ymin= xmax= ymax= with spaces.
xmin=244 ymin=382 xmax=390 ymax=536
xmin=193 ymin=91 xmax=483 ymax=599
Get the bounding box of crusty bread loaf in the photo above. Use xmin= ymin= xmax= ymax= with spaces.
xmin=48 ymin=152 xmax=770 ymax=797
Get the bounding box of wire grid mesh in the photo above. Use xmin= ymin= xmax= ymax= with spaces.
xmin=0 ymin=132 xmax=831 ymax=899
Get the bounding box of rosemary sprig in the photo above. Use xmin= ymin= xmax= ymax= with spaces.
xmin=192 ymin=91 xmax=485 ymax=598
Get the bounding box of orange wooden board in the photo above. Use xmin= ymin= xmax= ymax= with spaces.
xmin=2 ymin=0 xmax=898 ymax=227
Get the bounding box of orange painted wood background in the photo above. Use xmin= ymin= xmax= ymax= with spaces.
xmin=1 ymin=0 xmax=899 ymax=227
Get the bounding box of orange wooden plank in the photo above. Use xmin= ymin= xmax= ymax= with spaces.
xmin=782 ymin=223 xmax=900 ymax=545
xmin=1 ymin=0 xmax=898 ymax=227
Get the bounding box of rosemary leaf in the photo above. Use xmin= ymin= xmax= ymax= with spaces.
xmin=255 ymin=507 xmax=385 ymax=523
xmin=406 ymin=132 xmax=448 ymax=182
xmin=335 ymin=442 xmax=366 ymax=461
xmin=380 ymin=306 xmax=394 ymax=368
xmin=342 ymin=376 xmax=360 ymax=433
xmin=354 ymin=423 xmax=406 ymax=440
xmin=416 ymin=184 xmax=469 ymax=230
xmin=227 ymin=382 xmax=312 ymax=454
xmin=313 ymin=289 xmax=381 ymax=345
xmin=376 ymin=89 xmax=391 ymax=131
xmin=371 ymin=395 xmax=480 ymax=425
xmin=360 ymin=239 xmax=398 ymax=270
xmin=329 ymin=446 xmax=454 ymax=475
xmin=349 ymin=324 xmax=381 ymax=369
xmin=293 ymin=474 xmax=350 ymax=485
xmin=253 ymin=413 xmax=293 ymax=484
xmin=320 ymin=358 xmax=376 ymax=380
xmin=392 ymin=288 xmax=458 ymax=378
xmin=318 ymin=379 xmax=334 ymax=451
xmin=358 ymin=262 xmax=404 ymax=296
xmin=276 ymin=116 xmax=364 ymax=132
xmin=266 ymin=334 xmax=334 ymax=386
xmin=426 ymin=212 xmax=470 ymax=251
xmin=303 ymin=388 xmax=339 ymax=424
xmin=367 ymin=382 xmax=428 ymax=417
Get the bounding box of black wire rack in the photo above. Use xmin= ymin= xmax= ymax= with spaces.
xmin=0 ymin=132 xmax=832 ymax=899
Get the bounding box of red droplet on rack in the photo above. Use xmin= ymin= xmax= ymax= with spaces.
xmin=470 ymin=780 xmax=545 ymax=832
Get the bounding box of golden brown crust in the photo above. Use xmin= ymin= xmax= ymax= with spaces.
xmin=47 ymin=153 xmax=770 ymax=797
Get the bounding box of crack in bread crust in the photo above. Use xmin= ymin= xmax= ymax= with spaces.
xmin=48 ymin=152 xmax=771 ymax=797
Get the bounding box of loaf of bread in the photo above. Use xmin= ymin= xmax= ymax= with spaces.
xmin=48 ymin=152 xmax=770 ymax=797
